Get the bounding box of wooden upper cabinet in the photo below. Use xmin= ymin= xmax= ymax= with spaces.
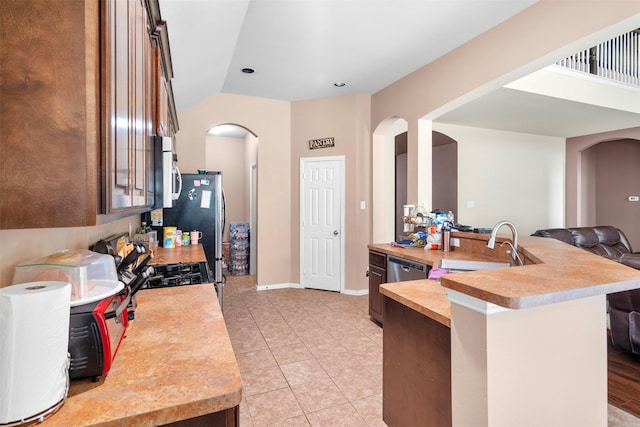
xmin=102 ymin=0 xmax=154 ymax=212
xmin=148 ymin=16 xmax=178 ymax=137
xmin=155 ymin=47 xmax=170 ymax=137
xmin=0 ymin=0 xmax=172 ymax=229
xmin=0 ymin=0 xmax=101 ymax=228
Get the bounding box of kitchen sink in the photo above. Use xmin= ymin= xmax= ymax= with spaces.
xmin=439 ymin=259 xmax=511 ymax=273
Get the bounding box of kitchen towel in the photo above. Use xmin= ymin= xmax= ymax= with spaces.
xmin=0 ymin=281 xmax=71 ymax=423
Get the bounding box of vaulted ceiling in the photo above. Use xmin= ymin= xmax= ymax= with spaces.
xmin=158 ymin=0 xmax=537 ymax=109
xmin=159 ymin=0 xmax=640 ymax=138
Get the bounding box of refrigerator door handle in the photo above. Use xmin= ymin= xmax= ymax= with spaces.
xmin=222 ymin=188 xmax=227 ymax=236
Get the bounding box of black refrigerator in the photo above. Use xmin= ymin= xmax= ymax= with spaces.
xmin=161 ymin=172 xmax=226 ymax=307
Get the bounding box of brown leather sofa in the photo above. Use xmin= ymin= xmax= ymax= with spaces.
xmin=532 ymin=226 xmax=640 ymax=355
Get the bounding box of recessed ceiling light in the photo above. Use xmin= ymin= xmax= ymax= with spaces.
xmin=334 ymin=81 xmax=346 ymax=87
xmin=241 ymin=67 xmax=255 ymax=74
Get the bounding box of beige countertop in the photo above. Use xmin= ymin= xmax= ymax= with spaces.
xmin=149 ymin=244 xmax=208 ymax=265
xmin=380 ymin=279 xmax=451 ymax=327
xmin=372 ymin=232 xmax=640 ymax=313
xmin=42 ymin=284 xmax=242 ymax=426
xmin=369 ymin=242 xmax=500 ymax=267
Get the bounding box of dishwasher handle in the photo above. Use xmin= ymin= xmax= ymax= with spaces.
xmin=388 ymin=255 xmax=427 ymax=272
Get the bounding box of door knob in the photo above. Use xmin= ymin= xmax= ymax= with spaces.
xmin=333 ymin=230 xmax=339 ymax=236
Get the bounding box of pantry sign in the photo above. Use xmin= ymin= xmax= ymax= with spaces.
xmin=308 ymin=137 xmax=334 ymax=150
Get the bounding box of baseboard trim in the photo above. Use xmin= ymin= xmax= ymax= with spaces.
xmin=342 ymin=288 xmax=368 ymax=296
xmin=256 ymin=283 xmax=301 ymax=291
xmin=256 ymin=283 xmax=367 ymax=295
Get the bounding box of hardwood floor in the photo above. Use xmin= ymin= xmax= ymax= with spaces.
xmin=608 ymin=339 xmax=640 ymax=418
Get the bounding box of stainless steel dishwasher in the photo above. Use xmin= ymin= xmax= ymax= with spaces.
xmin=387 ymin=255 xmax=430 ymax=282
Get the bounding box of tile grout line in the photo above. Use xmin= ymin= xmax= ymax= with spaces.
xmin=225 ymin=276 xmax=384 ymax=426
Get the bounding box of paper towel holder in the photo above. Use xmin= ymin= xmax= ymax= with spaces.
xmin=2 ymin=355 xmax=70 ymax=427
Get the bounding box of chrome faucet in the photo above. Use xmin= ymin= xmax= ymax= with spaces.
xmin=486 ymin=220 xmax=522 ymax=266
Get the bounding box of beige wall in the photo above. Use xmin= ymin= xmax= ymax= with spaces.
xmin=3 ymin=0 xmax=637 ymax=294
xmin=593 ymin=139 xmax=640 ymax=249
xmin=171 ymin=92 xmax=373 ymax=292
xmin=0 ymin=216 xmax=139 ymax=287
xmin=244 ymin=133 xmax=258 ymax=232
xmin=371 ymin=0 xmax=640 ymax=221
xmin=177 ymin=93 xmax=291 ymax=286
xmin=205 ymin=135 xmax=250 ymax=242
xmin=566 ymin=127 xmax=640 ymax=227
xmin=291 ymin=94 xmax=372 ymax=292
xmin=451 ymin=294 xmax=608 ymax=426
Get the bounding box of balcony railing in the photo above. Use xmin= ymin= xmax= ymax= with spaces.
xmin=556 ymin=29 xmax=639 ymax=86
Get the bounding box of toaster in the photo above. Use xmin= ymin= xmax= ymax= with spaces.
xmin=68 ymin=291 xmax=129 ymax=381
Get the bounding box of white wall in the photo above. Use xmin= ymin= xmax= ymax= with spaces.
xmin=433 ymin=123 xmax=565 ymax=235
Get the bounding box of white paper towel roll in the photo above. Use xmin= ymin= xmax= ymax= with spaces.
xmin=0 ymin=281 xmax=71 ymax=424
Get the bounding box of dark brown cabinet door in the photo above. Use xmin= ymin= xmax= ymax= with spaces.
xmin=132 ymin=0 xmax=154 ymax=208
xmin=0 ymin=0 xmax=100 ymax=228
xmin=369 ymin=264 xmax=386 ymax=323
xmin=103 ymin=0 xmax=154 ymax=212
xmin=103 ymin=0 xmax=132 ymax=211
xmin=0 ymin=0 xmax=170 ymax=229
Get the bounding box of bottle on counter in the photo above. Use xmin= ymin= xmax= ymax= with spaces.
xmin=443 ymin=211 xmax=454 ymax=252
xmin=443 ymin=227 xmax=451 ymax=252
xmin=175 ymin=230 xmax=182 ymax=247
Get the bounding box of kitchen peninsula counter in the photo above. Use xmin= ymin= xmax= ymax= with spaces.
xmin=42 ymin=284 xmax=241 ymax=426
xmin=371 ymin=232 xmax=640 ymax=310
xmin=373 ymin=232 xmax=640 ymax=427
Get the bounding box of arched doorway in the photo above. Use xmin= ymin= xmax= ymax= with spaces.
xmin=205 ymin=123 xmax=259 ymax=276
xmin=583 ymin=138 xmax=640 ymax=248
xmin=372 ymin=117 xmax=408 ymax=243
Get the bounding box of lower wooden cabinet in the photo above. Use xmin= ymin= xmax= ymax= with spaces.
xmin=383 ymin=297 xmax=451 ymax=426
xmin=163 ymin=406 xmax=239 ymax=427
xmin=368 ymin=250 xmax=386 ymax=324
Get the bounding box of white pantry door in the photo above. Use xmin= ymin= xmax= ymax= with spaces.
xmin=300 ymin=156 xmax=344 ymax=292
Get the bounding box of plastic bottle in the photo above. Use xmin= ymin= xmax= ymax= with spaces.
xmin=446 ymin=211 xmax=455 ymax=226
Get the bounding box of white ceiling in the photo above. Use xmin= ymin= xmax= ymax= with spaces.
xmin=436 ymin=77 xmax=640 ymax=138
xmin=158 ymin=0 xmax=640 ymax=139
xmin=159 ymin=0 xmax=537 ymax=109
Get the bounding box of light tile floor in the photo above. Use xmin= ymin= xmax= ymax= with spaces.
xmin=224 ymin=275 xmax=383 ymax=426
xmin=223 ymin=274 xmax=640 ymax=427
